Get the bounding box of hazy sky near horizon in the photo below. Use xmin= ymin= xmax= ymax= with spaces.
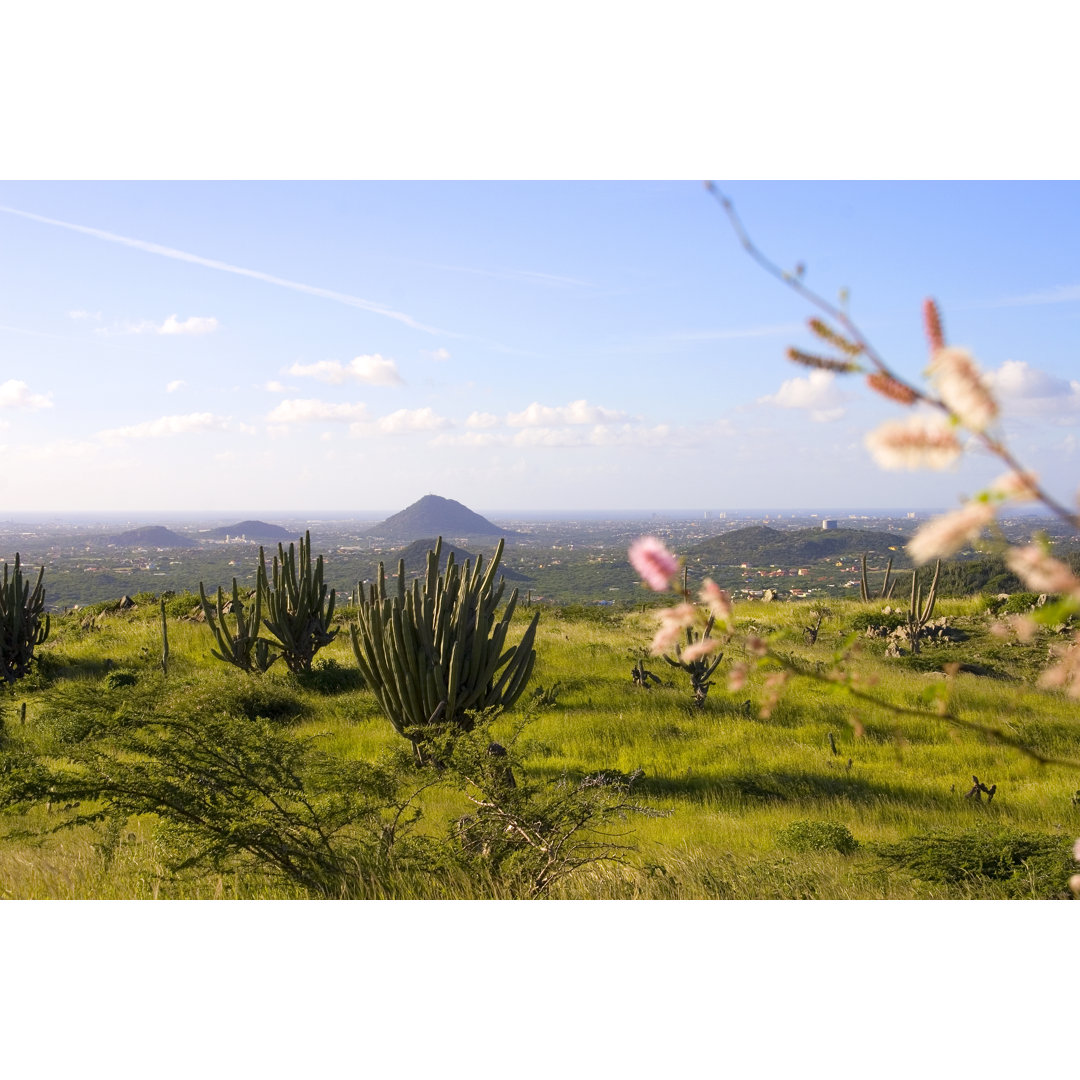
xmin=2 ymin=180 xmax=1077 ymax=515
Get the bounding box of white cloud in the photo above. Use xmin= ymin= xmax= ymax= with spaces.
xmin=423 ymin=347 xmax=451 ymax=362
xmin=266 ymin=398 xmax=369 ymax=424
xmin=506 ymin=399 xmax=629 ymax=427
xmin=67 ymin=309 xmax=102 ymax=321
xmin=159 ymin=314 xmax=219 ymax=335
xmin=287 ymin=354 xmax=402 ymax=386
xmin=375 ymin=407 xmax=451 ymax=433
xmin=166 ymin=379 xmax=186 ymax=393
xmin=0 ymin=379 xmax=53 ymax=411
xmin=264 ymin=380 xmax=288 ymax=393
xmin=996 ymin=284 xmax=1080 ymax=307
xmin=466 ymin=411 xmax=499 ymax=429
xmin=984 ymin=359 xmax=1080 ymax=417
xmin=96 ymin=314 xmax=219 ymax=336
xmin=758 ymin=370 xmax=846 ymax=423
xmin=97 ymin=412 xmax=229 ymax=444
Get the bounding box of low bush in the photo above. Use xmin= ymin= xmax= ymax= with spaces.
xmin=776 ymin=820 xmax=859 ymax=855
xmin=872 ymin=828 xmax=1074 ymax=896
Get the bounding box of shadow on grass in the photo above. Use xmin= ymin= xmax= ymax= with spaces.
xmin=631 ymin=768 xmax=961 ymax=812
xmin=35 ymin=653 xmax=118 ymax=684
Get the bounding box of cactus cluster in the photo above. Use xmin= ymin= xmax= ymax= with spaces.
xmin=350 ymin=537 xmax=539 ymax=762
xmin=662 ymin=616 xmax=723 ymax=708
xmin=904 ymin=559 xmax=941 ymax=653
xmin=198 ymin=579 xmax=277 ymax=673
xmin=0 ymin=554 xmax=50 ymax=684
xmin=198 ymin=531 xmax=336 ymax=674
xmin=258 ymin=532 xmax=337 ymax=673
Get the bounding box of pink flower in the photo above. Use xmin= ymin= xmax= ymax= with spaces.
xmin=727 ymin=662 xmax=748 ymax=692
xmin=1073 ymin=838 xmax=1080 ymax=863
xmin=699 ymin=578 xmax=733 ymax=624
xmin=906 ymin=502 xmax=995 ymax=565
xmin=928 ymin=347 xmax=998 ymax=431
xmin=1039 ymin=634 xmax=1080 ymax=698
xmin=629 ymin=536 xmax=680 ymax=592
xmin=1005 ymin=545 xmax=1080 ymax=596
xmin=865 ymin=414 xmax=963 ymax=471
xmin=989 ymin=470 xmax=1039 ymax=503
xmin=650 ymin=603 xmax=696 ymax=655
xmin=681 ymin=638 xmax=720 ymax=663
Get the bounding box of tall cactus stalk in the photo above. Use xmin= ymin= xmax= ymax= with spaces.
xmin=905 ymin=559 xmax=941 ymax=654
xmin=0 ymin=554 xmax=50 ymax=684
xmin=662 ymin=616 xmax=723 ymax=708
xmin=860 ymin=553 xmax=896 ymax=602
xmin=199 ymin=579 xmax=277 ymax=673
xmin=350 ymin=537 xmax=539 ymax=763
xmin=160 ymin=596 xmax=170 ymax=678
xmin=258 ymin=531 xmax=337 ymax=673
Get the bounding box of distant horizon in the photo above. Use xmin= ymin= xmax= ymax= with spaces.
xmin=0 ymin=506 xmax=1059 ymax=525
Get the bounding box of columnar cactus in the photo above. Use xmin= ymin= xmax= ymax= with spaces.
xmin=258 ymin=531 xmax=337 ymax=673
xmin=860 ymin=553 xmax=897 ymax=602
xmin=0 ymin=554 xmax=50 ymax=684
xmin=904 ymin=558 xmax=941 ymax=653
xmin=199 ymin=579 xmax=277 ymax=673
xmin=350 ymin=537 xmax=539 ymax=762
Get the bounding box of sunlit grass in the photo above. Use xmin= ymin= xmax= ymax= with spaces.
xmin=3 ymin=595 xmax=1079 ymax=899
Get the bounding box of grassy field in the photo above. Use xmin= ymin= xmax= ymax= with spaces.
xmin=2 ymin=592 xmax=1079 ymax=900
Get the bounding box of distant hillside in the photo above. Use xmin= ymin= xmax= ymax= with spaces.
xmin=688 ymin=525 xmax=909 ymax=567
xmin=110 ymin=525 xmax=196 ymax=548
xmin=200 ymin=520 xmax=298 ymax=541
xmin=393 ymin=538 xmax=532 ymax=583
xmin=365 ymin=495 xmax=516 ymax=541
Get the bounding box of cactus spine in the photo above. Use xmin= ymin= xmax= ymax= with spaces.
xmin=905 ymin=559 xmax=941 ymax=653
xmin=350 ymin=537 xmax=539 ymax=762
xmin=0 ymin=554 xmax=50 ymax=684
xmin=860 ymin=553 xmax=896 ymax=602
xmin=661 ymin=616 xmax=723 ymax=708
xmin=198 ymin=579 xmax=277 ymax=673
xmin=258 ymin=531 xmax=337 ymax=673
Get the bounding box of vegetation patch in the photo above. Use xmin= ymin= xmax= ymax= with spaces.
xmin=776 ymin=819 xmax=859 ymax=855
xmin=871 ymin=828 xmax=1075 ymax=895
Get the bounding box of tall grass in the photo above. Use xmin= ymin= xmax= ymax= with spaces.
xmin=2 ymin=595 xmax=1078 ymax=899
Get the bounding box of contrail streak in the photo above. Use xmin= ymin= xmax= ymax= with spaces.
xmin=0 ymin=204 xmax=455 ymax=337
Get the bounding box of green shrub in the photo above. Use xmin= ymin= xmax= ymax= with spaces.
xmin=776 ymin=820 xmax=859 ymax=855
xmin=872 ymin=828 xmax=1074 ymax=895
xmin=1003 ymin=592 xmax=1041 ymax=614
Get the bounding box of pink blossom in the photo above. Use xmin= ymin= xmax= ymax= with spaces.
xmin=1073 ymin=838 xmax=1080 ymax=863
xmin=727 ymin=662 xmax=748 ymax=692
xmin=928 ymin=346 xmax=999 ymax=431
xmin=746 ymin=636 xmax=768 ymax=658
xmin=1039 ymin=634 xmax=1080 ymax=698
xmin=681 ymin=638 xmax=720 ymax=663
xmin=1005 ymin=545 xmax=1080 ymax=597
xmin=629 ymin=536 xmax=680 ymax=592
xmin=906 ymin=502 xmax=995 ymax=565
xmin=699 ymin=578 xmax=733 ymax=624
xmin=989 ymin=470 xmax=1040 ymax=503
xmin=865 ymin=414 xmax=963 ymax=471
xmin=650 ymin=603 xmax=696 ymax=656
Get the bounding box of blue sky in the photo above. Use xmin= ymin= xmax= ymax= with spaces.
xmin=1 ymin=180 xmax=1077 ymax=515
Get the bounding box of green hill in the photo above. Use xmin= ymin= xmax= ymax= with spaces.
xmin=688 ymin=525 xmax=909 ymax=567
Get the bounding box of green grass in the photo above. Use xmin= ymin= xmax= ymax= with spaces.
xmin=2 ymin=595 xmax=1079 ymax=899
